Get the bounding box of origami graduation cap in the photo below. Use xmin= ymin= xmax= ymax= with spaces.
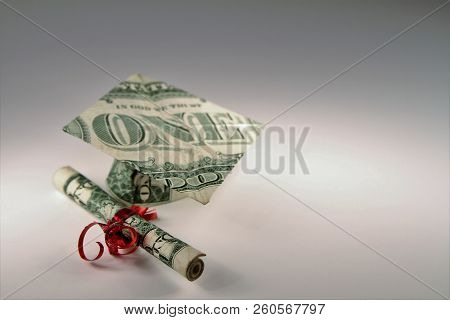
xmin=63 ymin=74 xmax=262 ymax=205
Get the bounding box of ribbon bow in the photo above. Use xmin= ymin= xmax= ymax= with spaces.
xmin=78 ymin=205 xmax=157 ymax=261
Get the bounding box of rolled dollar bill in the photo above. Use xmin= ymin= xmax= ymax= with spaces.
xmin=53 ymin=166 xmax=205 ymax=281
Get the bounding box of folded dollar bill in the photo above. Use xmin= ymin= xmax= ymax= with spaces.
xmin=63 ymin=74 xmax=262 ymax=206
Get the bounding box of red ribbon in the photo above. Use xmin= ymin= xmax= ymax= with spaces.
xmin=78 ymin=205 xmax=157 ymax=261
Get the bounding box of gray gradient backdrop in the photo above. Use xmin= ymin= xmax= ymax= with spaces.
xmin=0 ymin=0 xmax=449 ymax=299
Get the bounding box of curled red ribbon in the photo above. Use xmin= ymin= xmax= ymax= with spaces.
xmin=78 ymin=205 xmax=157 ymax=261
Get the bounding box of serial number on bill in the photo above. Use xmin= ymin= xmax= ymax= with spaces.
xmin=253 ymin=303 xmax=325 ymax=315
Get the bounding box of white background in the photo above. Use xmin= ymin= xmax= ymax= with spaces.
xmin=0 ymin=300 xmax=450 ymax=319
xmin=1 ymin=0 xmax=449 ymax=299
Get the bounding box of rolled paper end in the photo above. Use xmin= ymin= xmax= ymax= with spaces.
xmin=171 ymin=246 xmax=206 ymax=281
xmin=186 ymin=256 xmax=205 ymax=281
xmin=53 ymin=166 xmax=78 ymax=193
